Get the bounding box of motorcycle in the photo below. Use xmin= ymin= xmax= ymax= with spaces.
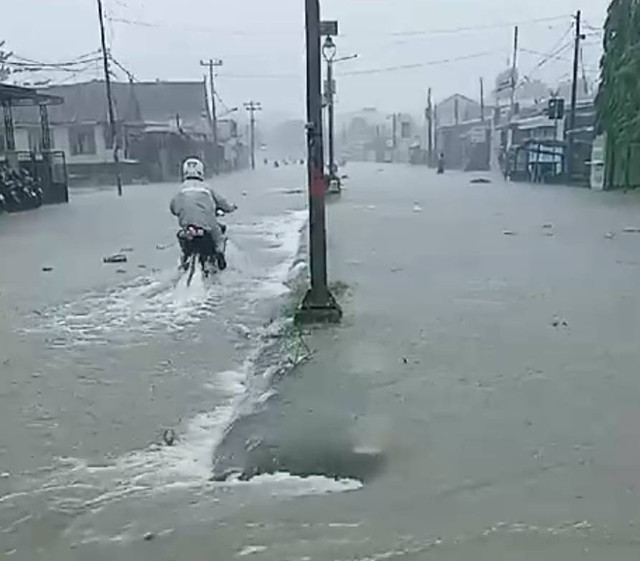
xmin=177 ymin=222 xmax=228 ymax=287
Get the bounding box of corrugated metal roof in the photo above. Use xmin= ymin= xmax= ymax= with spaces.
xmin=13 ymin=80 xmax=206 ymax=126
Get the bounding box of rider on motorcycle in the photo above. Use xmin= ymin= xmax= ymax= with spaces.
xmin=170 ymin=157 xmax=236 ymax=271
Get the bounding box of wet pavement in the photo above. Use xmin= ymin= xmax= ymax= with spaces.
xmin=2 ymin=164 xmax=640 ymax=559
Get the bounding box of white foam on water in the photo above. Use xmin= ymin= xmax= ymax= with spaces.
xmin=4 ymin=210 xmax=326 ymax=544
xmin=25 ymin=210 xmax=308 ymax=344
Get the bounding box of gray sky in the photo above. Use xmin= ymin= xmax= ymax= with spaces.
xmin=5 ymin=0 xmax=610 ymax=119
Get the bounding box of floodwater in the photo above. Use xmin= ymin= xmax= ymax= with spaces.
xmin=0 ymin=166 xmax=356 ymax=559
xmin=2 ymin=163 xmax=640 ymax=560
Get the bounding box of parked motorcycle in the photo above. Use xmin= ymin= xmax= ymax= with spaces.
xmin=0 ymin=167 xmax=43 ymax=213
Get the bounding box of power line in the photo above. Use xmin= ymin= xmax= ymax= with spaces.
xmin=520 ymin=44 xmax=574 ymax=67
xmin=218 ymin=72 xmax=301 ymax=79
xmin=383 ymin=14 xmax=572 ymax=37
xmin=9 ymin=51 xmax=103 ymax=68
xmin=109 ymin=54 xmax=137 ymax=82
xmin=106 ymin=13 xmax=572 ymax=39
xmin=339 ymin=50 xmax=503 ymax=76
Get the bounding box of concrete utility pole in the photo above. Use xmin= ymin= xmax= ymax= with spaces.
xmin=96 ymin=0 xmax=122 ymax=196
xmin=201 ymin=59 xmax=223 ymax=173
xmin=296 ymin=0 xmax=342 ymax=324
xmin=244 ymin=101 xmax=261 ymax=170
xmin=509 ymin=26 xmax=519 ymax=118
xmin=480 ymin=77 xmax=485 ymax=121
xmin=427 ymin=87 xmax=433 ymax=165
xmin=568 ymin=10 xmax=582 ymax=181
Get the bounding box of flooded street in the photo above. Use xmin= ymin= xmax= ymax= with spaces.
xmin=2 ymin=163 xmax=640 ymax=560
xmin=0 ymin=166 xmax=340 ymax=558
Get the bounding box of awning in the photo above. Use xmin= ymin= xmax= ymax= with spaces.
xmin=0 ymin=83 xmax=64 ymax=107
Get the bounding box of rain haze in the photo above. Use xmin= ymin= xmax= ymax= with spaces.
xmin=4 ymin=0 xmax=640 ymax=560
xmin=5 ymin=0 xmax=610 ymax=117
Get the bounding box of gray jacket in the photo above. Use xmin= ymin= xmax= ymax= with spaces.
xmin=170 ymin=179 xmax=235 ymax=231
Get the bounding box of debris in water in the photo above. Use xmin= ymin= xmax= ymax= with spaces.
xmin=402 ymin=357 xmax=408 ymax=365
xmin=0 ymin=472 xmax=10 ymax=479
xmin=623 ymin=227 xmax=640 ymax=233
xmin=605 ymin=232 xmax=616 ymax=239
xmin=103 ymin=254 xmax=128 ymax=264
xmin=42 ymin=266 xmax=53 ymax=272
xmin=138 ymin=264 xmax=147 ymax=269
xmin=163 ymin=428 xmax=177 ymax=446
xmin=542 ymin=223 xmax=554 ymax=229
xmin=470 ymin=178 xmax=491 ymax=184
xmin=143 ymin=532 xmax=155 ymax=541
xmin=552 ymin=317 xmax=569 ymax=328
xmin=116 ymin=269 xmax=126 ymax=274
xmin=120 ymin=247 xmax=134 ymax=253
xmin=502 ymin=230 xmax=517 ymax=236
xmin=543 ymin=232 xmax=555 ymax=237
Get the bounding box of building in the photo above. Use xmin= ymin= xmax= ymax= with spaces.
xmin=11 ymin=80 xmax=243 ymax=184
xmin=435 ymin=94 xmax=483 ymax=127
xmin=433 ymin=95 xmax=491 ymax=171
xmin=1 ymin=83 xmax=69 ymax=205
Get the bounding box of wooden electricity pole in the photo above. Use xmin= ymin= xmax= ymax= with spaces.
xmin=96 ymin=0 xmax=122 ymax=196
xmin=201 ymin=59 xmax=223 ymax=173
xmin=244 ymin=101 xmax=261 ymax=170
xmin=567 ymin=10 xmax=582 ymax=181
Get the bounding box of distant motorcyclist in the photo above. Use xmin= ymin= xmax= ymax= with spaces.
xmin=170 ymin=158 xmax=236 ymax=271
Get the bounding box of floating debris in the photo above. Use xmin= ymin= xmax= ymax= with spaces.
xmin=42 ymin=266 xmax=53 ymax=272
xmin=605 ymin=232 xmax=616 ymax=240
xmin=470 ymin=177 xmax=491 ymax=184
xmin=542 ymin=223 xmax=554 ymax=229
xmin=502 ymin=230 xmax=517 ymax=236
xmin=552 ymin=317 xmax=569 ymax=328
xmin=120 ymin=247 xmax=134 ymax=253
xmin=622 ymin=227 xmax=640 ymax=233
xmin=103 ymin=254 xmax=128 ymax=264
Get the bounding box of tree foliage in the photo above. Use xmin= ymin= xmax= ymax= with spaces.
xmin=0 ymin=40 xmax=13 ymax=82
xmin=596 ymin=0 xmax=640 ymax=144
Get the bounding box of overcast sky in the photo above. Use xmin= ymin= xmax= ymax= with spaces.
xmin=5 ymin=0 xmax=610 ymax=120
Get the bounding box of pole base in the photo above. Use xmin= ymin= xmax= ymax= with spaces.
xmin=295 ymin=288 xmax=343 ymax=325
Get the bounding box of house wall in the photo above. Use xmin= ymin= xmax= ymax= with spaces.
xmin=14 ymin=129 xmax=30 ymax=151
xmin=11 ymin=122 xmax=112 ymax=165
xmin=53 ymin=123 xmax=112 ymax=165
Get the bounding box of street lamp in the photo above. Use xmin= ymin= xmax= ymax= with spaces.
xmin=219 ymin=107 xmax=238 ymax=118
xmin=322 ymin=35 xmax=339 ymax=188
xmin=322 ymin=35 xmax=337 ymax=62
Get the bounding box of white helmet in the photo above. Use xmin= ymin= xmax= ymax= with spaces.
xmin=183 ymin=157 xmax=205 ymax=181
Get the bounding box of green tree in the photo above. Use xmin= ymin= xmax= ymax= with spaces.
xmin=596 ymin=0 xmax=640 ymax=144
